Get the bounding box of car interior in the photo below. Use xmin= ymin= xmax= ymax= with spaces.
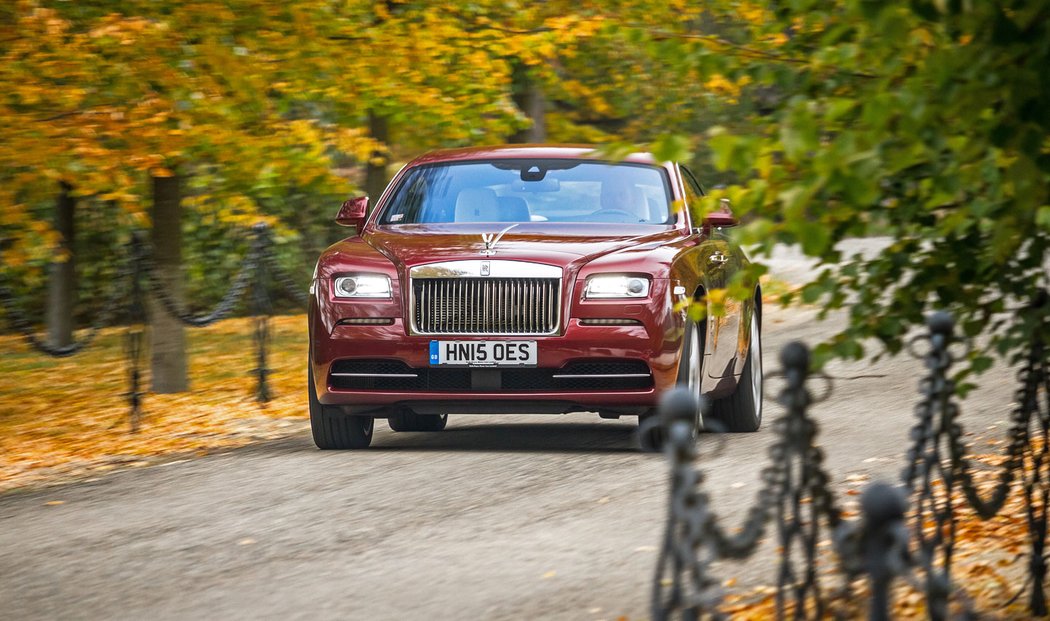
xmin=381 ymin=161 xmax=672 ymax=225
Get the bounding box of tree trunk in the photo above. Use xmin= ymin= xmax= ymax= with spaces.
xmin=47 ymin=182 xmax=76 ymax=348
xmin=510 ymin=68 xmax=547 ymax=143
xmin=365 ymin=111 xmax=389 ymax=202
xmin=149 ymin=173 xmax=188 ymax=393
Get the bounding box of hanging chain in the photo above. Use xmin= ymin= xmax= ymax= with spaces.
xmin=651 ymin=309 xmax=1050 ymax=621
xmin=899 ymin=312 xmax=959 ymax=621
xmin=0 ymin=237 xmax=136 ymax=357
xmin=900 ymin=303 xmax=1050 ymax=619
xmin=770 ymin=343 xmax=842 ymax=620
xmin=141 ymin=231 xmax=263 ymax=327
xmin=1021 ymin=346 xmax=1049 ymax=616
xmin=1019 ymin=290 xmax=1050 ymax=615
xmin=652 ymin=341 xmax=842 ymax=620
xmin=651 ymin=391 xmax=729 ymax=620
xmin=1 ymin=222 xmax=306 ymax=354
xmin=264 ymin=249 xmax=310 ymax=307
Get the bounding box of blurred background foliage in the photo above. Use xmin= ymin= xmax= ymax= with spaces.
xmin=0 ymin=0 xmax=717 ymax=318
xmin=1 ymin=0 xmax=1048 ymax=372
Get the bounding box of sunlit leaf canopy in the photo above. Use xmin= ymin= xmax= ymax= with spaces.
xmin=1 ymin=0 xmax=1048 ymax=371
xmin=660 ymin=0 xmax=1050 ymax=375
xmin=0 ymin=1 xmax=700 ymax=263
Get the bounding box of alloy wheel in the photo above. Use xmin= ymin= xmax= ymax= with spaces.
xmin=750 ymin=313 xmax=763 ymax=423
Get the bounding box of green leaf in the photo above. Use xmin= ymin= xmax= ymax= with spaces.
xmin=650 ymin=134 xmax=692 ymax=163
xmin=1036 ymin=206 xmax=1050 ymax=230
xmin=796 ymin=221 xmax=831 ymax=256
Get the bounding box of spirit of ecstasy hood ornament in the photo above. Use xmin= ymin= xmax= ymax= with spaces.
xmin=481 ymin=223 xmax=518 ymax=256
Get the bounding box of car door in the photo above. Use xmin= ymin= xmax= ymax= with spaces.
xmin=679 ymin=166 xmax=743 ymax=384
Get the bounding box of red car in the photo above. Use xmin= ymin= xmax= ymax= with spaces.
xmin=308 ymin=145 xmax=762 ymax=449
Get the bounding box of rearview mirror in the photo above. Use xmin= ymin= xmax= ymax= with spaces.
xmin=336 ymin=196 xmax=369 ymax=230
xmin=704 ymin=198 xmax=738 ymax=228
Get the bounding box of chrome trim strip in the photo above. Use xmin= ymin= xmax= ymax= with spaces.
xmin=330 ymin=373 xmax=419 ymax=378
xmin=409 ymin=260 xmax=562 ymax=279
xmin=551 ymin=373 xmax=652 ymax=379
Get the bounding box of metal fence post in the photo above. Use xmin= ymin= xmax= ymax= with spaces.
xmin=857 ymin=482 xmax=909 ymax=621
xmin=1023 ymin=293 xmax=1049 ymax=616
xmin=125 ymin=232 xmax=147 ymax=432
xmin=651 ymin=388 xmax=720 ymax=621
xmin=252 ymin=223 xmax=272 ymax=403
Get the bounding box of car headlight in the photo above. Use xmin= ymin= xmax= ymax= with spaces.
xmin=584 ymin=275 xmax=651 ymax=299
xmin=333 ymin=274 xmax=392 ymax=299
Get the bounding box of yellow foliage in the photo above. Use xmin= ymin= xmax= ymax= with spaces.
xmin=0 ymin=0 xmax=702 ymax=250
xmin=703 ymin=74 xmax=740 ymax=98
xmin=737 ymin=2 xmax=768 ymax=25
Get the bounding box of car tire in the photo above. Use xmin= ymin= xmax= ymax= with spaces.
xmin=388 ymin=410 xmax=448 ymax=432
xmin=308 ymin=364 xmax=374 ymax=449
xmin=640 ymin=319 xmax=702 ymax=451
xmin=710 ymin=304 xmax=762 ymax=433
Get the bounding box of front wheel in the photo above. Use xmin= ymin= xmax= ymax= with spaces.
xmin=710 ymin=305 xmax=762 ymax=432
xmin=308 ymin=364 xmax=374 ymax=449
xmin=640 ymin=320 xmax=702 ymax=451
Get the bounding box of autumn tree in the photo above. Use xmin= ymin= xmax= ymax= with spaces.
xmin=1 ymin=0 xmax=556 ymax=386
xmin=0 ymin=2 xmax=358 ymax=389
xmin=657 ymin=0 xmax=1050 ymax=373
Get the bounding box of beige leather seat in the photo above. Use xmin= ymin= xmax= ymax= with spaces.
xmin=599 ymin=180 xmax=650 ymax=221
xmin=496 ymin=196 xmax=531 ymax=222
xmin=454 ymin=188 xmax=501 ymax=222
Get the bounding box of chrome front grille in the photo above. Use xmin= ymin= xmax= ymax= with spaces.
xmin=412 ymin=277 xmax=561 ymax=335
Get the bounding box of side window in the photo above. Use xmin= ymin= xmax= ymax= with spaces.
xmin=680 ymin=165 xmax=704 ymax=208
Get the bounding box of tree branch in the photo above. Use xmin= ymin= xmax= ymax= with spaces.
xmin=639 ymin=27 xmax=879 ymax=80
xmin=34 ymin=100 xmax=135 ymax=123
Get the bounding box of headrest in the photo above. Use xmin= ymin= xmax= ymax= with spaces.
xmin=496 ymin=196 xmax=530 ymax=222
xmin=454 ymin=188 xmax=501 ymax=222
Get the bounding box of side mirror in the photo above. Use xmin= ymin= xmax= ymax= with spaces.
xmin=336 ymin=196 xmax=369 ymax=230
xmin=704 ymin=198 xmax=738 ymax=228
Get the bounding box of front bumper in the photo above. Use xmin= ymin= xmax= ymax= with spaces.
xmin=310 ymin=273 xmax=687 ymax=416
xmin=311 ymin=318 xmax=683 ymax=416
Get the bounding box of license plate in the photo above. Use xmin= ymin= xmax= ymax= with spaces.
xmin=429 ymin=340 xmax=537 ymax=367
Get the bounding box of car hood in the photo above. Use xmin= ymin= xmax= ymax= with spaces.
xmin=363 ymin=223 xmax=681 ymax=272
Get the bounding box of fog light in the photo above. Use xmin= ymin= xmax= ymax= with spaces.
xmin=579 ymin=318 xmax=643 ymax=326
xmin=337 ymin=318 xmax=395 ymax=325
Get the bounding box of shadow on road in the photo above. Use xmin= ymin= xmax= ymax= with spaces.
xmin=370 ymin=420 xmax=642 ymax=454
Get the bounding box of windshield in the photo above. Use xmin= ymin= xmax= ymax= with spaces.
xmin=378 ymin=159 xmax=673 ymax=225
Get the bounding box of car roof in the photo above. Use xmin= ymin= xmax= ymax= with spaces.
xmin=406 ymin=144 xmax=663 ymax=167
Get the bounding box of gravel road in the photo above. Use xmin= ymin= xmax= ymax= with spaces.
xmin=0 ymin=244 xmax=1018 ymax=620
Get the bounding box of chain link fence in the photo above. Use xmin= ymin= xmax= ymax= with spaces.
xmin=652 ymin=292 xmax=1050 ymax=620
xmin=0 ymin=223 xmax=308 ymax=430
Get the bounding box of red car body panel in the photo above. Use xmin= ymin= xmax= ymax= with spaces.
xmin=309 ymin=145 xmax=755 ymax=417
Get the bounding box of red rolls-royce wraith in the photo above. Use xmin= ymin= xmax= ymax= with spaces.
xmin=308 ymin=145 xmax=762 ymax=449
